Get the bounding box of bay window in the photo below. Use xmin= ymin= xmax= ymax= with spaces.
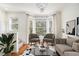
xmin=29 ymin=16 xmax=53 ymax=36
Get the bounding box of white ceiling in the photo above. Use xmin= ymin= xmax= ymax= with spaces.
xmin=0 ymin=3 xmax=77 ymax=15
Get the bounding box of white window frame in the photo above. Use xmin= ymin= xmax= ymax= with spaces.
xmin=9 ymin=17 xmax=18 ymax=33
xmin=30 ymin=16 xmax=53 ymax=35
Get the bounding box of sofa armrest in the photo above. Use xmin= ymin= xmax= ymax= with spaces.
xmin=55 ymin=38 xmax=67 ymax=44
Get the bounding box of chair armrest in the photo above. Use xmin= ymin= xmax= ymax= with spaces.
xmin=55 ymin=38 xmax=67 ymax=44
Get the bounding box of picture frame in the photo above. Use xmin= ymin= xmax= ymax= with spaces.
xmin=66 ymin=20 xmax=75 ymax=35
xmin=76 ymin=17 xmax=79 ymax=36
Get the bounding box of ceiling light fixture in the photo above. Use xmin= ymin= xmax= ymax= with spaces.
xmin=36 ymin=3 xmax=47 ymax=12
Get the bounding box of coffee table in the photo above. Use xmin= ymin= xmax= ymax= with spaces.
xmin=39 ymin=46 xmax=46 ymax=56
xmin=22 ymin=48 xmax=34 ymax=56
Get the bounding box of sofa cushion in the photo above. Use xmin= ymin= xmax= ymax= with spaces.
xmin=72 ymin=40 xmax=79 ymax=52
xmin=44 ymin=38 xmax=53 ymax=41
xmin=55 ymin=38 xmax=66 ymax=44
xmin=66 ymin=36 xmax=76 ymax=46
xmin=56 ymin=44 xmax=72 ymax=53
xmin=64 ymin=51 xmax=79 ymax=56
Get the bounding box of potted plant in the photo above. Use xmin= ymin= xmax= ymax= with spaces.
xmin=0 ymin=33 xmax=16 ymax=56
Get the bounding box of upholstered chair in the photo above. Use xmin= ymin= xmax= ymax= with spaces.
xmin=29 ymin=34 xmax=40 ymax=44
xmin=43 ymin=34 xmax=55 ymax=46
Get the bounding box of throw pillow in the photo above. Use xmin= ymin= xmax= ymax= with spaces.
xmin=72 ymin=40 xmax=79 ymax=52
xmin=66 ymin=36 xmax=76 ymax=46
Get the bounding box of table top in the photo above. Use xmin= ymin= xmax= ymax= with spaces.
xmin=22 ymin=49 xmax=34 ymax=56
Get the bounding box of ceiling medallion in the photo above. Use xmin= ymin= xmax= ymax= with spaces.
xmin=36 ymin=3 xmax=47 ymax=12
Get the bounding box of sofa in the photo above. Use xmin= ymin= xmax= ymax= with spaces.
xmin=55 ymin=36 xmax=79 ymax=56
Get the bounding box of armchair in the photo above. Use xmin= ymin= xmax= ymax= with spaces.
xmin=29 ymin=34 xmax=40 ymax=44
xmin=43 ymin=34 xmax=55 ymax=46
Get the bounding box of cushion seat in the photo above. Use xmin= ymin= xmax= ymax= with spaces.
xmin=56 ymin=44 xmax=72 ymax=54
xmin=44 ymin=38 xmax=53 ymax=41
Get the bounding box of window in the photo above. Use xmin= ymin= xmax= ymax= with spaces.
xmin=9 ymin=17 xmax=18 ymax=32
xmin=29 ymin=21 xmax=33 ymax=34
xmin=29 ymin=16 xmax=53 ymax=36
xmin=36 ymin=20 xmax=46 ymax=36
xmin=49 ymin=20 xmax=53 ymax=33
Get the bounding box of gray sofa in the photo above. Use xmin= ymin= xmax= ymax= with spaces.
xmin=55 ymin=36 xmax=79 ymax=56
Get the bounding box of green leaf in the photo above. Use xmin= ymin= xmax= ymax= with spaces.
xmin=3 ymin=47 xmax=8 ymax=54
xmin=0 ymin=37 xmax=5 ymax=44
xmin=12 ymin=40 xmax=16 ymax=44
xmin=0 ymin=48 xmax=3 ymax=52
xmin=2 ymin=34 xmax=7 ymax=44
xmin=0 ymin=43 xmax=4 ymax=46
xmin=9 ymin=45 xmax=14 ymax=52
xmin=7 ymin=33 xmax=14 ymax=44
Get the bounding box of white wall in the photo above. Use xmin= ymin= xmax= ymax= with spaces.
xmin=61 ymin=4 xmax=79 ymax=38
xmin=5 ymin=12 xmax=30 ymax=52
xmin=0 ymin=9 xmax=6 ymax=33
xmin=0 ymin=9 xmax=6 ymax=55
xmin=53 ymin=11 xmax=62 ymax=38
xmin=6 ymin=12 xmax=29 ymax=43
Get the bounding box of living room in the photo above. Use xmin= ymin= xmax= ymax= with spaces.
xmin=0 ymin=3 xmax=79 ymax=56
